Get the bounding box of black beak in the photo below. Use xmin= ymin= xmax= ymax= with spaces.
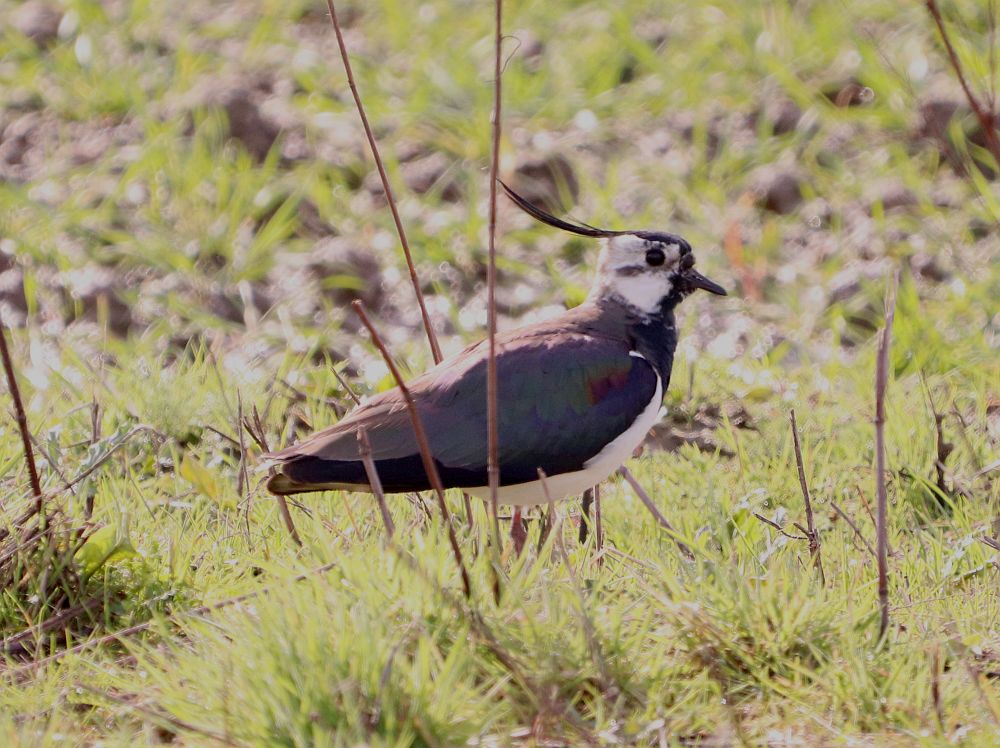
xmin=684 ymin=269 xmax=727 ymax=296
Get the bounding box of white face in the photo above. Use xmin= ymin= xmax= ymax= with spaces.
xmin=588 ymin=234 xmax=686 ymax=315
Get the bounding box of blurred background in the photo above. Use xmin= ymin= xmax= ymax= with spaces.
xmin=1 ymin=0 xmax=996 ymax=383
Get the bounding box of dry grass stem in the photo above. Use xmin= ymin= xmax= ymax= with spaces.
xmin=925 ymin=0 xmax=1000 ymax=166
xmin=789 ymin=410 xmax=825 ymax=584
xmin=322 ymin=0 xmax=442 ymax=364
xmin=357 ymin=426 xmax=394 ymax=538
xmin=0 ymin=309 xmax=42 ymax=509
xmin=485 ymin=0 xmax=503 ymax=548
xmin=331 ymin=365 xmax=363 ymax=406
xmin=617 ymin=466 xmax=694 ymax=559
xmin=752 ymin=511 xmax=808 ymax=541
xmin=351 ymin=300 xmax=471 ymax=598
xmin=875 ymin=274 xmax=898 ymax=640
xmin=1 ymin=597 xmax=103 ymax=656
xmin=831 ymin=501 xmax=876 ymax=557
xmin=931 ymin=645 xmax=945 ymax=732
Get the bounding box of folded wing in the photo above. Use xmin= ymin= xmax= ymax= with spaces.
xmin=267 ymin=332 xmax=659 ymax=493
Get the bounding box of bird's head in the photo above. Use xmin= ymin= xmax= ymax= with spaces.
xmin=500 ymin=181 xmax=726 ymax=317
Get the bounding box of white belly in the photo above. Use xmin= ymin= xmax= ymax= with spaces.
xmin=466 ymin=371 xmax=663 ymax=507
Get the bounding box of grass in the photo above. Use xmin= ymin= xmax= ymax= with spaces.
xmin=1 ymin=0 xmax=999 ymax=743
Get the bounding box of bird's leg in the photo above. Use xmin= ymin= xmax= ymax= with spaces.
xmin=593 ymin=484 xmax=604 ymax=561
xmin=537 ymin=506 xmax=553 ymax=552
xmin=511 ymin=506 xmax=527 ymax=555
xmin=579 ymin=487 xmax=594 ymax=544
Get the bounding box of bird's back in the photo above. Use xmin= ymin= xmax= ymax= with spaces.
xmin=266 ymin=299 xmax=665 ymax=497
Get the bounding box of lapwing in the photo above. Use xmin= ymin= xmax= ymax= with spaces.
xmin=265 ymin=183 xmax=726 ymax=515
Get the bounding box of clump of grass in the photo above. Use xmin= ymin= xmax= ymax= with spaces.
xmin=657 ymin=558 xmax=844 ymax=698
xmin=0 ymin=314 xmax=97 ymax=657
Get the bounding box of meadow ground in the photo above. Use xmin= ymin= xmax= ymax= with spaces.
xmin=0 ymin=0 xmax=999 ymax=744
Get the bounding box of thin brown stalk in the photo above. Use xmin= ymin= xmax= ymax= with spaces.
xmin=336 ymin=363 xmax=476 ymax=529
xmin=919 ymin=374 xmax=956 ymax=502
xmin=236 ymin=392 xmax=249 ymax=499
xmin=203 ymin=425 xmax=240 ymax=448
xmin=931 ymin=646 xmax=945 ymax=733
xmin=89 ymin=398 xmax=101 ymax=445
xmin=854 ymin=482 xmax=894 ymax=555
xmin=323 ymin=0 xmax=442 ymax=365
xmin=351 ymin=301 xmax=471 ymax=598
xmin=1 ymin=597 xmax=103 ymax=654
xmin=950 ymin=406 xmax=983 ymax=472
xmin=279 ymin=379 xmax=345 ymax=416
xmin=357 ymin=426 xmax=394 ymax=537
xmin=273 ymin=490 xmax=302 ymax=547
xmin=0 ymin=309 xmax=42 ymax=511
xmin=617 ymin=466 xmax=693 ymax=559
xmin=241 ymin=408 xmax=269 ymax=453
xmin=752 ymin=512 xmax=808 ymax=541
xmin=332 ymin=365 xmax=363 ymax=406
xmin=926 ymin=0 xmax=1000 ymax=167
xmin=240 ymin=402 xmax=299 ymax=545
xmin=462 ymin=492 xmax=474 ymax=530
xmin=789 ymin=410 xmax=825 ymax=585
xmin=338 ymin=493 xmax=362 ymax=538
xmin=989 ymin=0 xmax=998 ymax=112
xmin=485 ymin=0 xmax=504 ymax=548
xmin=317 ymin=9 xmax=477 ymax=530
xmin=831 ymin=500 xmax=876 ymax=557
xmin=875 ymin=274 xmax=898 ymax=640
xmin=205 ymin=346 xmax=236 ymax=424
xmin=28 ymin=433 xmax=75 ymax=496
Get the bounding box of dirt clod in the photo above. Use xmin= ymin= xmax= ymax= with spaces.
xmin=510 ymin=154 xmax=579 ymax=213
xmin=60 ymin=266 xmax=134 ymax=336
xmin=752 ymin=167 xmax=803 ymax=215
xmin=12 ymin=2 xmax=62 ymax=48
xmin=0 ymin=268 xmax=28 ymax=326
xmin=216 ymin=86 xmax=281 ymax=162
xmin=402 ymin=152 xmax=461 ymax=202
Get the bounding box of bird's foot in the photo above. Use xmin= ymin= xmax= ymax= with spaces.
xmin=578 ymin=487 xmax=595 ymax=544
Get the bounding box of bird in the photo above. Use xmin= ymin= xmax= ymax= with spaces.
xmin=265 ymin=182 xmax=726 ymax=516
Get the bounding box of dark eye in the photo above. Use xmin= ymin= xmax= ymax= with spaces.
xmin=645 ymin=247 xmax=665 ymax=266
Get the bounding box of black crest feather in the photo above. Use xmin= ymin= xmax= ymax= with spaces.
xmin=498 ymin=180 xmax=622 ymax=238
